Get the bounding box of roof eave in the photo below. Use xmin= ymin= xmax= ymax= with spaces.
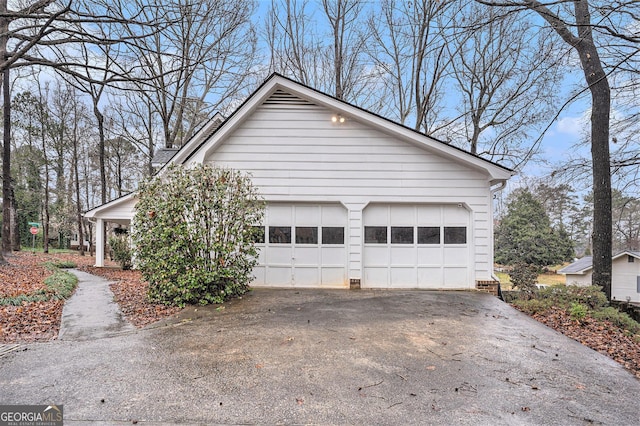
xmin=189 ymin=74 xmax=515 ymax=180
xmin=83 ymin=192 xmax=137 ymax=219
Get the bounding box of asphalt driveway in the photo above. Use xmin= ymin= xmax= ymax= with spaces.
xmin=1 ymin=289 xmax=639 ymax=425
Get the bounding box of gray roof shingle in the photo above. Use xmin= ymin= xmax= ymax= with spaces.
xmin=558 ymin=256 xmax=593 ymax=274
xmin=559 ymin=251 xmax=640 ymax=275
xmin=151 ymin=148 xmax=179 ymax=166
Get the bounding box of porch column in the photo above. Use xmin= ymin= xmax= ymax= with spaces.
xmin=95 ymin=218 xmax=104 ymax=267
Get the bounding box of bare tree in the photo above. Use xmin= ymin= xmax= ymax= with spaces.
xmin=265 ymin=0 xmax=320 ymax=87
xmin=320 ymin=0 xmax=369 ymax=100
xmin=446 ymin=3 xmax=562 ymax=167
xmin=0 ymin=0 xmax=171 ymax=254
xmin=611 ymin=189 xmax=640 ymax=252
xmin=474 ymin=0 xmax=640 ymax=299
xmin=265 ymin=0 xmax=375 ymax=105
xmin=366 ymin=0 xmax=454 ymax=131
xmin=33 ymin=82 xmax=51 ymax=253
xmin=120 ymin=0 xmax=258 ymax=149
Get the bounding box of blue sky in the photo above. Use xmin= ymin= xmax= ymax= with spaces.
xmin=250 ymin=0 xmax=597 ymax=189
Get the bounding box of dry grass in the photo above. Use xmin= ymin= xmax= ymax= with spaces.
xmin=496 ymin=267 xmax=567 ymax=289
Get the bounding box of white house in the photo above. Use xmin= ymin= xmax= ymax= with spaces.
xmin=84 ymin=74 xmax=513 ymax=290
xmin=559 ymin=251 xmax=640 ymax=302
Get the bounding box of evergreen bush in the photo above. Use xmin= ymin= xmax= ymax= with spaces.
xmin=109 ymin=233 xmax=132 ymax=270
xmin=132 ymin=164 xmax=264 ymax=307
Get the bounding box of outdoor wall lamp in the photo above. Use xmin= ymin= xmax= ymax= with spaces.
xmin=331 ymin=114 xmax=346 ymax=124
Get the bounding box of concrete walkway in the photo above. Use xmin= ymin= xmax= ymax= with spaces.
xmin=59 ymin=269 xmax=135 ymax=341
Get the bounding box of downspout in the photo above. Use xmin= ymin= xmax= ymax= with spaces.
xmin=490 ymin=180 xmax=507 ymax=300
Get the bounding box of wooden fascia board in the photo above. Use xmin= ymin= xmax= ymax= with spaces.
xmin=612 ymin=251 xmax=640 ymax=262
xmin=159 ymin=112 xmax=225 ymax=173
xmin=83 ymin=192 xmax=137 ymax=219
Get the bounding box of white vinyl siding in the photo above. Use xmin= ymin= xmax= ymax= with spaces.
xmin=611 ymin=256 xmax=640 ymax=303
xmin=566 ymin=272 xmax=593 ymax=287
xmin=204 ymin=101 xmax=495 ymax=285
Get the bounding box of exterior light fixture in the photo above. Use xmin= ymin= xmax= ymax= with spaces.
xmin=332 ymin=114 xmax=346 ymax=123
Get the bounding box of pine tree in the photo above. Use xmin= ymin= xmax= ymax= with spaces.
xmin=495 ymin=189 xmax=574 ymax=268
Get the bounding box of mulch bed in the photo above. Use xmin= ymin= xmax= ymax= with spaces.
xmin=0 ymin=251 xmax=181 ymax=343
xmin=0 ymin=251 xmax=96 ymax=343
xmin=524 ymin=307 xmax=640 ymax=379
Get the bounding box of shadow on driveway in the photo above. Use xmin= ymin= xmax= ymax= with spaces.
xmin=1 ymin=289 xmax=638 ymax=425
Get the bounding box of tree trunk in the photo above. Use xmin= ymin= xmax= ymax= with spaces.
xmin=573 ymin=1 xmax=612 ymax=299
xmin=515 ymin=0 xmax=613 ymax=300
xmin=94 ymin=103 xmax=106 ymax=204
xmin=40 ymin=98 xmax=49 ymax=254
xmin=1 ymin=0 xmax=10 ymax=254
xmin=72 ymin=117 xmax=84 ymax=256
xmin=2 ymin=67 xmax=11 ymax=254
xmin=10 ymin=185 xmax=18 ymax=250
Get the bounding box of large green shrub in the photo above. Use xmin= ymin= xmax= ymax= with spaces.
xmin=508 ymin=263 xmax=539 ymax=295
xmin=495 ymin=189 xmax=574 ymax=267
xmin=132 ymin=164 xmax=264 ymax=307
xmin=109 ymin=231 xmax=132 ymax=270
xmin=512 ymin=284 xmax=640 ymax=336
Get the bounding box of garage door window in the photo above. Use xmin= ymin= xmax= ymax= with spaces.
xmin=251 ymin=226 xmax=265 ymax=244
xmin=418 ymin=227 xmax=440 ymax=244
xmin=365 ymin=226 xmax=387 ymax=243
xmin=296 ymin=227 xmax=318 ymax=244
xmin=391 ymin=227 xmax=414 ymax=244
xmin=322 ymin=227 xmax=344 ymax=244
xmin=269 ymin=226 xmax=291 ymax=244
xmin=444 ymin=227 xmax=466 ymax=244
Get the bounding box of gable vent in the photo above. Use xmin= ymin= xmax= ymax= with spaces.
xmin=264 ymin=89 xmax=316 ymax=106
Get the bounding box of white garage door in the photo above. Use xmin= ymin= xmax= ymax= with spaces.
xmin=252 ymin=204 xmax=348 ymax=288
xmin=363 ymin=204 xmax=470 ymax=288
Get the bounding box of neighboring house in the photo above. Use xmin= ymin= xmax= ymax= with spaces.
xmin=559 ymin=251 xmax=640 ymax=302
xmin=69 ymin=233 xmax=90 ymax=250
xmin=84 ymin=74 xmax=514 ymax=290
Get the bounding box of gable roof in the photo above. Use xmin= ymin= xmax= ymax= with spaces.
xmin=150 ymin=148 xmax=179 ymax=167
xmin=558 ymin=256 xmax=593 ymax=274
xmin=559 ymin=251 xmax=640 ymax=275
xmin=163 ymin=73 xmax=514 ymax=182
xmin=86 ymin=73 xmax=515 ymax=219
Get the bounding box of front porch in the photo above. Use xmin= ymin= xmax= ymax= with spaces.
xmin=83 ymin=193 xmax=137 ymax=267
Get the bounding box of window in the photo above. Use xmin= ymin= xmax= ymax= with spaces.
xmin=365 ymin=226 xmax=387 ymax=243
xmin=251 ymin=226 xmax=265 ymax=244
xmin=628 ymin=255 xmax=635 ymax=263
xmin=322 ymin=227 xmax=344 ymax=244
xmin=296 ymin=227 xmax=318 ymax=244
xmin=418 ymin=227 xmax=440 ymax=244
xmin=269 ymin=226 xmax=291 ymax=244
xmin=391 ymin=227 xmax=414 ymax=244
xmin=444 ymin=227 xmax=466 ymax=244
